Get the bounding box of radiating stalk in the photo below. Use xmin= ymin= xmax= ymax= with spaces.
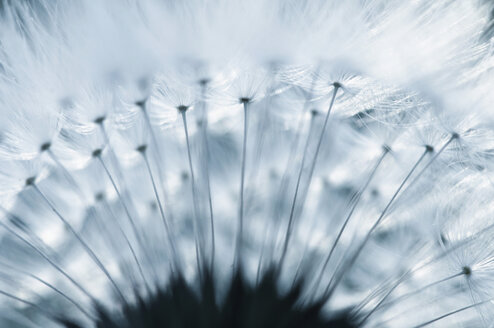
xmin=95 ymin=155 xmax=158 ymax=275
xmin=324 ymin=146 xmax=432 ymax=299
xmin=47 ymin=147 xmax=150 ymax=289
xmin=97 ymin=121 xmax=128 ymax=186
xmin=0 ymin=290 xmax=57 ymax=322
xmin=235 ymin=100 xmax=250 ymax=267
xmin=272 ymin=69 xmax=320 ymax=224
xmin=310 ymin=147 xmax=389 ymax=296
xmin=273 ymin=112 xmax=317 ymax=278
xmin=0 ymin=221 xmax=95 ymax=302
xmin=412 ymin=297 xmax=494 ymax=328
xmin=30 ymin=183 xmax=127 ymax=304
xmin=277 ymin=85 xmax=339 ymax=274
xmin=139 ymin=147 xmax=180 ymax=271
xmin=383 ymin=272 xmax=463 ymax=308
xmin=98 ymin=120 xmax=153 ymax=236
xmin=45 ymin=149 xmax=86 ymax=202
xmin=353 ymin=268 xmax=411 ymax=317
xmin=0 ymin=260 xmax=94 ymax=320
xmin=137 ymin=102 xmax=174 ymax=222
xmin=375 ymin=288 xmax=463 ymax=327
xmin=324 ymin=134 xmax=458 ymax=299
xmin=259 ymin=73 xmax=319 ymax=279
xmin=180 ymin=108 xmax=205 ymax=273
xmin=389 ymin=133 xmax=458 ymax=210
xmin=0 ymin=208 xmax=51 ymax=253
xmin=356 ymin=218 xmax=494 ymax=317
xmin=138 ymin=101 xmax=166 ymax=168
xmin=360 ymin=271 xmax=463 ymax=325
xmin=199 ymin=83 xmax=216 ymax=273
xmin=98 ymin=198 xmax=151 ymax=292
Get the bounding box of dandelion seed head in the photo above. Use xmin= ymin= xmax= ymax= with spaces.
xmin=0 ymin=0 xmax=494 ymax=327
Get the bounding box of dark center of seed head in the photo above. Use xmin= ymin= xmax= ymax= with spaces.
xmin=462 ymin=266 xmax=472 ymax=276
xmin=136 ymin=144 xmax=147 ymax=153
xmin=94 ymin=116 xmax=106 ymax=125
xmin=333 ymin=82 xmax=342 ymax=89
xmin=25 ymin=176 xmax=36 ymax=186
xmin=40 ymin=142 xmax=51 ymax=152
xmin=136 ymin=100 xmax=146 ymax=110
xmin=239 ymin=97 xmax=251 ymax=104
xmin=95 ymin=192 xmax=105 ymax=202
xmin=62 ymin=266 xmax=357 ymax=328
xmin=177 ymin=105 xmax=189 ymax=112
xmin=199 ymin=78 xmax=210 ymax=86
xmin=92 ymin=149 xmax=102 ymax=158
xmin=425 ymin=145 xmax=434 ymax=152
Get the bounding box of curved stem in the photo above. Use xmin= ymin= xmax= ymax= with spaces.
xmin=96 ymin=156 xmax=158 ymax=277
xmin=412 ymin=297 xmax=494 ymax=328
xmin=324 ymin=146 xmax=431 ymax=299
xmin=99 ymin=200 xmax=151 ymax=293
xmin=0 ymin=221 xmax=96 ymax=302
xmin=141 ymin=151 xmax=180 ymax=272
xmin=360 ymin=272 xmax=463 ymax=325
xmin=0 ymin=290 xmax=57 ymax=322
xmin=199 ymin=85 xmax=216 ymax=273
xmin=324 ymin=134 xmax=458 ymax=298
xmin=181 ymin=110 xmax=204 ymax=273
xmin=31 ymin=184 xmax=127 ymax=305
xmin=277 ymin=85 xmax=339 ymax=275
xmin=0 ymin=260 xmax=94 ymax=320
xmin=310 ymin=147 xmax=388 ymax=296
xmin=235 ymin=101 xmax=250 ymax=267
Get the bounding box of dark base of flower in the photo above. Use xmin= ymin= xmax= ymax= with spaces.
xmin=61 ymin=266 xmax=356 ymax=328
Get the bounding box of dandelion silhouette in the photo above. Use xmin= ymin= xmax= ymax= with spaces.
xmin=1 ymin=1 xmax=494 ymax=328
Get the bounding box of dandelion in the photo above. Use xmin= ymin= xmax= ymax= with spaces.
xmin=0 ymin=1 xmax=494 ymax=327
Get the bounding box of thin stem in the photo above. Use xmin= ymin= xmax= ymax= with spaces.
xmin=0 ymin=208 xmax=51 ymax=254
xmin=99 ymin=199 xmax=151 ymax=293
xmin=325 ymin=134 xmax=458 ymax=299
xmin=199 ymin=84 xmax=216 ymax=273
xmin=141 ymin=151 xmax=180 ymax=271
xmin=354 ymin=269 xmax=411 ymax=316
xmin=46 ymin=150 xmax=86 ymax=202
xmin=276 ymin=116 xmax=314 ymax=274
xmin=357 ymin=220 xmax=494 ymax=317
xmin=324 ymin=146 xmax=431 ymax=299
xmin=0 ymin=221 xmax=95 ymax=302
xmin=181 ymin=110 xmax=205 ymax=272
xmin=390 ymin=134 xmax=458 ymax=211
xmin=31 ymin=184 xmax=127 ymax=304
xmin=412 ymin=298 xmax=494 ymax=328
xmin=0 ymin=260 xmax=94 ymax=320
xmin=278 ymin=85 xmax=339 ymax=275
xmin=311 ymin=147 xmax=388 ymax=296
xmin=373 ymin=288 xmax=463 ymax=327
xmin=360 ymin=272 xmax=463 ymax=325
xmin=0 ymin=290 xmax=57 ymax=322
xmin=99 ymin=123 xmax=128 ymax=188
xmin=258 ymin=74 xmax=319 ymax=281
xmin=235 ymin=101 xmax=250 ymax=267
xmin=356 ymin=216 xmax=494 ymax=318
xmin=139 ymin=102 xmax=175 ymax=225
xmin=96 ymin=156 xmax=157 ymax=274
xmin=49 ymin=149 xmax=149 ymax=290
xmin=384 ymin=272 xmax=462 ymax=309
xmin=271 ymin=69 xmax=320 ymax=226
